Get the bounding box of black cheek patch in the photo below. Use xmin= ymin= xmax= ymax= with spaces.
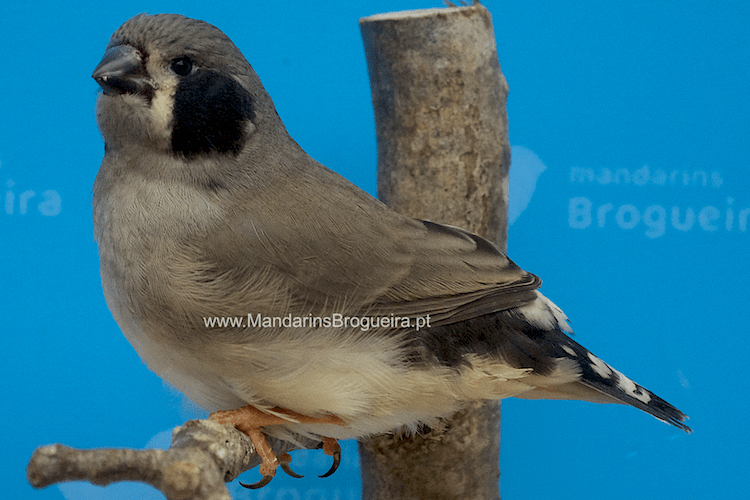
xmin=171 ymin=70 xmax=255 ymax=158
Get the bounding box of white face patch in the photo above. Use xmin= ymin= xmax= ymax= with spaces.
xmin=587 ymin=352 xmax=613 ymax=379
xmin=144 ymin=49 xmax=179 ymax=147
xmin=150 ymin=86 xmax=176 ymax=135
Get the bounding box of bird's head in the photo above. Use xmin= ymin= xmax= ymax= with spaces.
xmin=92 ymin=14 xmax=284 ymax=161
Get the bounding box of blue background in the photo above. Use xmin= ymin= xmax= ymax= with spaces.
xmin=3 ymin=0 xmax=747 ymax=498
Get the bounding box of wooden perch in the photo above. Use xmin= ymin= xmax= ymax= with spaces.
xmin=26 ymin=419 xmax=322 ymax=500
xmin=359 ymin=2 xmax=509 ymax=499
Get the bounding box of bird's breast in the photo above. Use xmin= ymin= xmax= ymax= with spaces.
xmin=94 ymin=166 xmax=230 ymax=337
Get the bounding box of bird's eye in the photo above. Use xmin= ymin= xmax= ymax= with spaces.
xmin=171 ymin=56 xmax=194 ymax=76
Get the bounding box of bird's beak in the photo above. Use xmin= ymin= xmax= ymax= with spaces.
xmin=92 ymin=44 xmax=148 ymax=96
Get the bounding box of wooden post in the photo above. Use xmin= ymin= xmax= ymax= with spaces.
xmin=359 ymin=3 xmax=510 ymax=499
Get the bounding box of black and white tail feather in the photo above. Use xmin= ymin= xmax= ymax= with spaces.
xmin=508 ymin=292 xmax=692 ymax=433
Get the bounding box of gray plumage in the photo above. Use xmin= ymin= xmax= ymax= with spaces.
xmin=92 ymin=12 xmax=691 ymax=453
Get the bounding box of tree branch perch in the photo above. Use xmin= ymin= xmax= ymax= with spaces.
xmin=359 ymin=3 xmax=509 ymax=499
xmin=26 ymin=419 xmax=323 ymax=500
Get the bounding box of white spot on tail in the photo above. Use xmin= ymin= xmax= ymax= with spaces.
xmin=562 ymin=345 xmax=577 ymax=357
xmin=613 ymin=368 xmax=652 ymax=404
xmin=587 ymin=353 xmax=613 ymax=379
xmin=516 ymin=292 xmax=573 ymax=333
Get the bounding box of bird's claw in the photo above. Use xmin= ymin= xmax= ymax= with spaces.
xmin=239 ymin=452 xmax=303 ymax=489
xmin=319 ymin=437 xmax=341 ymax=478
xmin=279 ymin=453 xmax=304 ymax=478
xmin=319 ymin=452 xmax=340 ymax=478
xmin=240 ymin=475 xmax=274 ymax=490
xmin=209 ymin=406 xmax=345 ymax=487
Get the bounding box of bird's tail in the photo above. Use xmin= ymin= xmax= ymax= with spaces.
xmin=521 ymin=330 xmax=692 ymax=433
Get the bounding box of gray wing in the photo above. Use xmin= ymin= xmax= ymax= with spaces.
xmin=366 ymin=220 xmax=541 ymax=326
xmin=209 ymin=160 xmax=540 ymax=326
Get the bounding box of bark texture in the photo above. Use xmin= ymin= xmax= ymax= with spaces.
xmin=361 ymin=3 xmax=510 ymax=244
xmin=359 ymin=3 xmax=510 ymax=499
xmin=27 ymin=420 xmax=321 ymax=500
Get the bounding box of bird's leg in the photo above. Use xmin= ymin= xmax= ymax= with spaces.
xmin=209 ymin=405 xmax=344 ymax=488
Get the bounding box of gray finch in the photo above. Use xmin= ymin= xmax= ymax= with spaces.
xmin=92 ymin=13 xmax=691 ymax=488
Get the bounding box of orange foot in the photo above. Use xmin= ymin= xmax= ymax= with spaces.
xmin=209 ymin=405 xmax=345 ymax=489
